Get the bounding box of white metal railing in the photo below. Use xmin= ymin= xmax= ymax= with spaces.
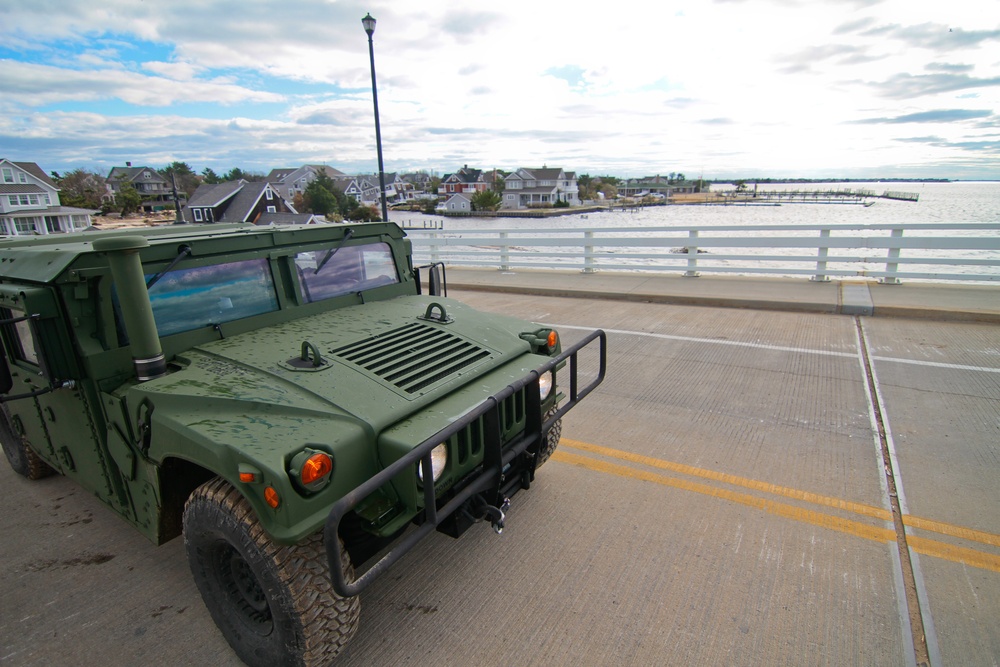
xmin=406 ymin=223 xmax=1000 ymax=283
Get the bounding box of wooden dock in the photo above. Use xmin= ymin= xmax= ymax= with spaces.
xmin=673 ymin=188 xmax=919 ymax=206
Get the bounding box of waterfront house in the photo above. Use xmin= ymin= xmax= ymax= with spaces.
xmin=442 ymin=193 xmax=472 ymax=213
xmin=619 ymin=175 xmax=699 ymax=198
xmin=185 ymin=180 xmax=294 ymax=224
xmin=502 ymin=167 xmax=579 ymax=209
xmin=269 ymin=165 xmax=347 ymax=201
xmin=336 ymin=176 xmax=381 ymax=208
xmin=0 ymin=159 xmax=97 ymax=236
xmin=105 ymin=164 xmax=184 ymax=212
xmin=382 ymin=172 xmax=416 ymax=203
xmin=440 ymin=166 xmax=488 ymax=198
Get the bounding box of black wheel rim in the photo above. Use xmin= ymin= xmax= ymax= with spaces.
xmin=213 ymin=542 xmax=274 ymax=636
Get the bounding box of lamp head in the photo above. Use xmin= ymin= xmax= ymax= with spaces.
xmin=362 ymin=13 xmax=376 ymax=36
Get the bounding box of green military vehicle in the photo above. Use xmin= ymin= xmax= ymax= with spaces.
xmin=0 ymin=222 xmax=605 ymax=666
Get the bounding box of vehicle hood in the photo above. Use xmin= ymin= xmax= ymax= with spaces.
xmin=130 ymin=295 xmax=539 ymax=433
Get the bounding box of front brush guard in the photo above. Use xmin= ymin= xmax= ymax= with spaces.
xmin=324 ymin=329 xmax=607 ymax=597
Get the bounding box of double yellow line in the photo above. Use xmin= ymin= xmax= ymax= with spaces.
xmin=555 ymin=439 xmax=1000 ymax=573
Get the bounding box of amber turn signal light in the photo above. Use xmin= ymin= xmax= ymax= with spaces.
xmin=300 ymin=452 xmax=333 ymax=485
xmin=264 ymin=486 xmax=280 ymax=509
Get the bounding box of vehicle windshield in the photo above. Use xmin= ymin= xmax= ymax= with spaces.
xmin=145 ymin=258 xmax=279 ymax=336
xmin=294 ymin=243 xmax=398 ymax=303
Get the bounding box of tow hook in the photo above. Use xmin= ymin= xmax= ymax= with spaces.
xmin=483 ymin=498 xmax=511 ymax=534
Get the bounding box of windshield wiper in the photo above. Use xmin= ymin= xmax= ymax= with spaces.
xmin=314 ymin=229 xmax=354 ymax=275
xmin=146 ymin=244 xmax=192 ymax=289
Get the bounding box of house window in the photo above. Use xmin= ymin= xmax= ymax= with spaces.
xmin=143 ymin=172 xmax=151 ymax=179
xmin=43 ymin=195 xmax=51 ymax=205
xmin=28 ymin=195 xmax=39 ymax=206
xmin=266 ymin=206 xmax=276 ymax=213
xmin=7 ymin=196 xmax=17 ymax=207
xmin=19 ymin=195 xmax=30 ymax=206
xmin=14 ymin=218 xmax=36 ymax=234
xmin=193 ymin=209 xmax=203 ymax=222
xmin=266 ymin=189 xmax=273 ymax=200
xmin=19 ymin=173 xmax=27 ymax=183
xmin=2 ymin=168 xmax=13 ymax=183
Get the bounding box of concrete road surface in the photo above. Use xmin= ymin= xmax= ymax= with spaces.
xmin=2 ymin=290 xmax=998 ymax=666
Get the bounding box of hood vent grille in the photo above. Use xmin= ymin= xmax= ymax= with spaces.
xmin=332 ymin=322 xmax=492 ymax=394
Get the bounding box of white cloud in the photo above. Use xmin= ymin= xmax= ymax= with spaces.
xmin=0 ymin=0 xmax=996 ymax=177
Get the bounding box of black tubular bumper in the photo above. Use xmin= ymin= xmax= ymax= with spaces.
xmin=324 ymin=329 xmax=607 ymax=597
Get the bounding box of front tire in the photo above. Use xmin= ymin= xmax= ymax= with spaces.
xmin=183 ymin=478 xmax=360 ymax=667
xmin=536 ymin=407 xmax=562 ymax=468
xmin=0 ymin=407 xmax=55 ymax=480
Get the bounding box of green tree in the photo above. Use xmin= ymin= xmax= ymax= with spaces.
xmin=470 ymin=190 xmax=502 ymax=211
xmin=55 ymin=168 xmax=106 ymax=210
xmin=161 ymin=161 xmax=200 ymax=197
xmin=346 ymin=204 xmax=379 ymax=222
xmin=224 ymin=167 xmax=247 ymax=182
xmin=202 ymin=167 xmax=223 ymax=184
xmin=116 ymin=184 xmax=143 ymax=217
xmin=305 ymin=182 xmax=338 ymax=216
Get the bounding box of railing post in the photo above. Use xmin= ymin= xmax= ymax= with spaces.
xmin=499 ymin=231 xmax=510 ymax=271
xmin=684 ymin=230 xmax=700 ymax=277
xmin=582 ymin=230 xmax=596 ymax=274
xmin=880 ymin=227 xmax=903 ymax=285
xmin=812 ymin=228 xmax=831 ymax=282
xmin=429 ymin=231 xmax=440 ymax=265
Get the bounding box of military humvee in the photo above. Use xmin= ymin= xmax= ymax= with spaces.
xmin=0 ymin=222 xmax=605 ymax=666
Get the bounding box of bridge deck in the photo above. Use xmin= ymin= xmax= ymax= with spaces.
xmin=2 ymin=274 xmax=997 ymax=666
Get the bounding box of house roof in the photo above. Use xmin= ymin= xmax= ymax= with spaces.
xmin=106 ymin=166 xmax=167 ymax=183
xmin=3 ymin=205 xmax=99 ymax=219
xmin=7 ymin=161 xmax=58 ymax=188
xmin=187 ymin=181 xmax=246 ymax=208
xmin=0 ymin=183 xmax=47 ymax=195
xmin=443 ymin=167 xmax=483 ymax=184
xmin=266 ymin=168 xmax=296 ymax=182
xmin=219 ymin=182 xmax=274 ymax=223
xmin=525 ymin=168 xmax=563 ymax=180
xmin=255 ymin=212 xmax=322 ymax=226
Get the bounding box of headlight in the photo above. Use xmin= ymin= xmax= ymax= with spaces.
xmin=417 ymin=443 xmax=448 ymax=484
xmin=538 ymin=370 xmax=554 ymax=401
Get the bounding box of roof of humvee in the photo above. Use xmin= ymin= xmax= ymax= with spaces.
xmin=0 ymin=222 xmax=404 ymax=284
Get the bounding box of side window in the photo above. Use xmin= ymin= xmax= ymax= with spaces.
xmin=14 ymin=319 xmax=39 ymax=365
xmin=0 ymin=309 xmax=39 ymax=367
xmin=144 ymin=258 xmax=279 ymax=336
xmin=294 ymin=243 xmax=399 ymax=303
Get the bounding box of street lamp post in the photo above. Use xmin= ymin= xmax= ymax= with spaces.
xmin=362 ymin=13 xmax=389 ymax=224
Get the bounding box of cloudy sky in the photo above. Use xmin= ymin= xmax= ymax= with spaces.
xmin=1 ymin=0 xmax=998 ymax=180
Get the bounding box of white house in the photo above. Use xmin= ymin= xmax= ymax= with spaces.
xmin=502 ymin=167 xmax=579 ymax=209
xmin=1 ymin=159 xmax=97 ymax=236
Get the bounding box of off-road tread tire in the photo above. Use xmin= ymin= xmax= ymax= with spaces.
xmin=183 ymin=478 xmax=360 ymax=667
xmin=0 ymin=407 xmax=56 ymax=480
xmin=536 ymin=408 xmax=562 ymax=468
